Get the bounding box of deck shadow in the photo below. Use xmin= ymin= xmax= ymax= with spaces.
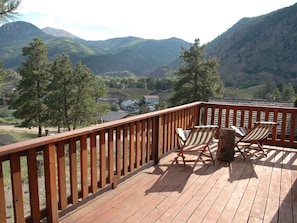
xmin=144 ymin=161 xmax=192 ymax=194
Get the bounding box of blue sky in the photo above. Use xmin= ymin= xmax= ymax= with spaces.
xmin=16 ymin=0 xmax=297 ymax=43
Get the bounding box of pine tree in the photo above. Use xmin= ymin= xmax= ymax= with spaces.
xmin=45 ymin=53 xmax=74 ymax=132
xmin=170 ymin=39 xmax=223 ymax=106
xmin=14 ymin=38 xmax=50 ymax=136
xmin=70 ymin=62 xmax=109 ymax=129
xmin=0 ymin=0 xmax=21 ymax=24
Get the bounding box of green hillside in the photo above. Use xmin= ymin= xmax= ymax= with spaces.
xmin=206 ymin=3 xmax=297 ymax=88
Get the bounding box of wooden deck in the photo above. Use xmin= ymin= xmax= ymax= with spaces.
xmin=59 ymin=144 xmax=297 ymax=223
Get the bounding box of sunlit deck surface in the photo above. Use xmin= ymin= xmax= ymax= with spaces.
xmin=59 ymin=144 xmax=297 ymax=223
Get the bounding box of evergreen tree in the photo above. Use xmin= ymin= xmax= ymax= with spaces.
xmin=170 ymin=39 xmax=223 ymax=106
xmin=70 ymin=62 xmax=109 ymax=129
xmin=0 ymin=62 xmax=6 ymax=107
xmin=0 ymin=67 xmax=20 ymax=109
xmin=282 ymin=83 xmax=296 ymax=102
xmin=46 ymin=53 xmax=74 ymax=132
xmin=14 ymin=38 xmax=50 ymax=136
xmin=0 ymin=0 xmax=21 ymax=24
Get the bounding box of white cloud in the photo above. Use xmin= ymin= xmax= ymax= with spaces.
xmin=17 ymin=0 xmax=297 ymax=43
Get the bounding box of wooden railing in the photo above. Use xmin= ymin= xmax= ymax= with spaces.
xmin=0 ymin=102 xmax=296 ymax=222
xmin=200 ymin=102 xmax=297 ymax=147
xmin=0 ymin=102 xmax=200 ymax=223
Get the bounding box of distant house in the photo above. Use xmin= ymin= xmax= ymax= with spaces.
xmin=143 ymin=95 xmax=159 ymax=111
xmin=143 ymin=95 xmax=159 ymax=105
xmin=120 ymin=100 xmax=139 ymax=113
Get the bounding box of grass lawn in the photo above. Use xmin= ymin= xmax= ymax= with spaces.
xmin=224 ymin=84 xmax=265 ymax=99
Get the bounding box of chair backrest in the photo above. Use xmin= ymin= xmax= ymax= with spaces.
xmin=176 ymin=128 xmax=187 ymax=142
xmin=185 ymin=125 xmax=218 ymax=146
xmin=241 ymin=121 xmax=278 ymax=142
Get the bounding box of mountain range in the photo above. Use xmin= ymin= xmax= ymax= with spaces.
xmin=0 ymin=2 xmax=297 ymax=87
xmin=0 ymin=22 xmax=188 ymax=77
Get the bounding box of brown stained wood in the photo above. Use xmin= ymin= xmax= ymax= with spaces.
xmin=135 ymin=121 xmax=141 ymax=168
xmin=168 ymin=113 xmax=175 ymax=152
xmin=248 ymin=109 xmax=253 ymax=129
xmin=57 ymin=141 xmax=67 ymax=210
xmin=108 ymin=129 xmax=114 ymax=184
xmin=10 ymin=153 xmax=25 ymax=223
xmin=44 ymin=143 xmax=58 ymax=223
xmin=116 ymin=127 xmax=121 ymax=178
xmin=233 ymin=108 xmax=238 ymax=126
xmin=2 ymin=102 xmax=297 ymax=222
xmin=256 ymin=109 xmax=261 ymax=121
xmin=59 ymin=145 xmax=297 ymax=223
xmin=249 ymin=165 xmax=273 ymax=219
xmin=281 ymin=112 xmax=287 ymax=141
xmin=172 ymin=112 xmax=177 ymax=150
xmin=69 ymin=139 xmax=78 ymax=204
xmin=263 ymin=149 xmax=281 ymax=223
xmin=90 ymin=133 xmax=97 ymax=193
xmin=27 ymin=149 xmax=41 ymax=222
xmin=218 ymin=108 xmax=222 ymax=127
xmin=80 ymin=135 xmax=88 ymax=199
xmin=123 ymin=125 xmax=128 ymax=176
xmin=157 ymin=116 xmax=163 ymax=163
xmin=0 ymin=159 xmax=6 ymax=222
xmin=240 ymin=109 xmax=245 ymax=126
xmin=129 ymin=123 xmax=135 ymax=172
xmin=163 ymin=115 xmax=168 ymax=154
xmin=290 ymin=113 xmax=296 ymax=143
xmin=141 ymin=121 xmax=146 ymax=165
xmin=225 ymin=107 xmax=230 ymax=128
xmin=99 ymin=131 xmax=106 ymax=188
xmin=146 ymin=119 xmax=152 ymax=163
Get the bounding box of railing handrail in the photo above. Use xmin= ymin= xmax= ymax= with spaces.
xmin=0 ymin=102 xmax=202 ymax=157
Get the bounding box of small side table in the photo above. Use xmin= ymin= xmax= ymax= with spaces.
xmin=216 ymin=128 xmax=235 ymax=162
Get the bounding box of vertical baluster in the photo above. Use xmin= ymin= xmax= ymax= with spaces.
xmin=116 ymin=126 xmax=122 ymax=178
xmin=108 ymin=129 xmax=114 ymax=184
xmin=90 ymin=133 xmax=97 ymax=193
xmin=10 ymin=153 xmax=25 ymax=223
xmin=44 ymin=143 xmax=58 ymax=223
xmin=141 ymin=120 xmax=147 ymax=165
xmin=0 ymin=158 xmax=6 ymax=222
xmin=57 ymin=141 xmax=67 ymax=210
xmin=135 ymin=121 xmax=141 ymax=168
xmin=99 ymin=131 xmax=106 ymax=188
xmin=123 ymin=125 xmax=129 ymax=176
xmin=27 ymin=149 xmax=41 ymax=222
xmin=129 ymin=123 xmax=135 ymax=172
xmin=69 ymin=139 xmax=78 ymax=204
xmin=80 ymin=135 xmax=88 ymax=198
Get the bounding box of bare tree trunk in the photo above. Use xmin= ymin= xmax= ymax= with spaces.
xmin=38 ymin=126 xmax=42 ymax=137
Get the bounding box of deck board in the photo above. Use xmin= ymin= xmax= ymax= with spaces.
xmin=59 ymin=145 xmax=297 ymax=223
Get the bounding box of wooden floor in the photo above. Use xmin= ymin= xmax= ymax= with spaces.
xmin=59 ymin=144 xmax=297 ymax=223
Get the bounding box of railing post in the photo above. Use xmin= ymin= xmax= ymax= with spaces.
xmin=198 ymin=104 xmax=205 ymax=125
xmin=153 ymin=115 xmax=164 ymax=164
xmin=10 ymin=153 xmax=25 ymax=223
xmin=44 ymin=143 xmax=58 ymax=223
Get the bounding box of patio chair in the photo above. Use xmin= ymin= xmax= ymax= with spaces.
xmin=175 ymin=125 xmax=218 ymax=168
xmin=231 ymin=121 xmax=278 ymax=159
